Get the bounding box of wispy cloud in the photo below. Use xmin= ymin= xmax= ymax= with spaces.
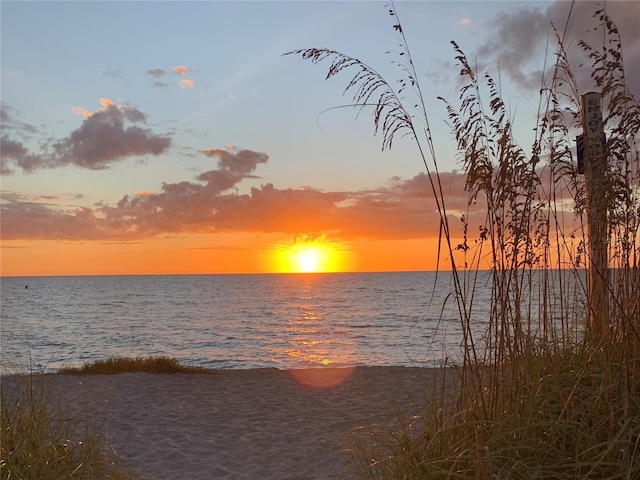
xmin=0 ymin=103 xmax=40 ymax=135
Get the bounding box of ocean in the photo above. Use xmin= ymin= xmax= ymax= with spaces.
xmin=2 ymin=271 xmax=496 ymax=373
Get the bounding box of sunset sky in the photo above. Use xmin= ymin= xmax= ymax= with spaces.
xmin=2 ymin=1 xmax=639 ymax=276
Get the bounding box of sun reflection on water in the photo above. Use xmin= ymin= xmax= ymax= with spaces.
xmin=284 ymin=295 xmax=356 ymax=388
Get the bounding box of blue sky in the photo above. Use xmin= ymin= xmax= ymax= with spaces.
xmin=2 ymin=1 xmax=553 ymax=197
xmin=2 ymin=1 xmax=639 ymax=275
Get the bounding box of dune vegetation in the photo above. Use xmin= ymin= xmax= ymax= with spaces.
xmin=57 ymin=355 xmax=216 ymax=375
xmin=288 ymin=3 xmax=639 ymax=478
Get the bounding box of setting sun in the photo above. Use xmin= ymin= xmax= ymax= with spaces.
xmin=296 ymin=247 xmax=321 ymax=273
xmin=272 ymin=237 xmax=348 ymax=273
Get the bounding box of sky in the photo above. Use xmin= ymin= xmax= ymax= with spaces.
xmin=1 ymin=0 xmax=639 ymax=276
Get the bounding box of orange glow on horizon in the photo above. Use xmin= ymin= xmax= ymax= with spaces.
xmin=0 ymin=234 xmax=468 ymax=277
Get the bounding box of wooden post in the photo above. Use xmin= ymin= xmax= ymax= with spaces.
xmin=581 ymin=91 xmax=609 ymax=337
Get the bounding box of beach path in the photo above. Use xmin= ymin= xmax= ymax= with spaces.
xmin=3 ymin=367 xmax=453 ymax=480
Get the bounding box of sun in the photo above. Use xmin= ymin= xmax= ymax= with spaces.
xmin=290 ymin=245 xmax=328 ymax=273
xmin=297 ymin=247 xmax=320 ymax=273
xmin=272 ymin=238 xmax=347 ymax=273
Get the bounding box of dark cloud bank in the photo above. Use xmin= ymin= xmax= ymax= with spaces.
xmin=1 ymin=143 xmax=473 ymax=242
xmin=476 ymin=1 xmax=640 ymax=95
xmin=2 ymin=139 xmax=578 ymax=244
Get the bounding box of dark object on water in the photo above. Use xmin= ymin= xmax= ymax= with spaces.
xmin=25 ymin=285 xmax=28 ymax=289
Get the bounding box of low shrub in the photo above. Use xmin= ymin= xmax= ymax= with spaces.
xmin=58 ymin=356 xmax=215 ymax=375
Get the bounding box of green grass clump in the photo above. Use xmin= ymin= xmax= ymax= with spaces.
xmin=58 ymin=356 xmax=215 ymax=375
xmin=1 ymin=374 xmax=131 ymax=480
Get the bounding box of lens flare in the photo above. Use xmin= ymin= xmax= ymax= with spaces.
xmin=289 ymin=367 xmax=355 ymax=389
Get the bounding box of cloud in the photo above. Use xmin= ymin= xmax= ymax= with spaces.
xmin=0 ymin=192 xmax=106 ymax=240
xmin=1 ymin=137 xmax=32 ymax=175
xmin=1 ymin=100 xmax=171 ymax=174
xmin=1 ymin=104 xmax=43 ymax=174
xmin=146 ymin=68 xmax=166 ymax=78
xmin=0 ymin=142 xmax=470 ymax=242
xmin=171 ymin=65 xmax=190 ymax=76
xmin=99 ymin=98 xmax=115 ymax=108
xmin=104 ymin=147 xmax=271 ymax=234
xmin=476 ymin=8 xmax=548 ymax=91
xmin=476 ymin=1 xmax=640 ymax=94
xmin=71 ymin=106 xmax=92 ymax=117
xmin=1 ymin=144 xmax=582 ymax=243
xmin=147 ymin=65 xmax=195 ymax=88
xmin=178 ymin=79 xmax=195 ymax=89
xmin=459 ymin=18 xmax=471 ymax=26
xmin=1 ymin=103 xmax=39 ymax=135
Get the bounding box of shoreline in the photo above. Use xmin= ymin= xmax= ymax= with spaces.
xmin=2 ymin=366 xmax=458 ymax=480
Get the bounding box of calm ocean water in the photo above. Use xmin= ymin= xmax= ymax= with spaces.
xmin=2 ymin=272 xmax=497 ymax=372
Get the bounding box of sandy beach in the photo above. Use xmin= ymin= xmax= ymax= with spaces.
xmin=3 ymin=366 xmax=456 ymax=480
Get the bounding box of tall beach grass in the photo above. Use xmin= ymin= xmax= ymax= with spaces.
xmin=288 ymin=2 xmax=639 ymax=478
xmin=1 ymin=371 xmax=130 ymax=480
